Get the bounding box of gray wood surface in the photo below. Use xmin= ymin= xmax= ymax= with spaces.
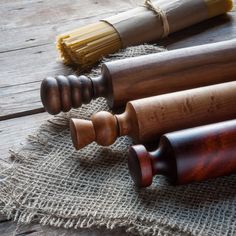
xmin=0 ymin=213 xmax=132 ymax=236
xmin=0 ymin=0 xmax=140 ymax=120
xmin=0 ymin=0 xmax=235 ymax=235
xmin=1 ymin=1 xmax=235 ymax=120
xmin=0 ymin=113 xmax=50 ymax=159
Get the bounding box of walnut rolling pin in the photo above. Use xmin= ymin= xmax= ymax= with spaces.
xmin=41 ymin=39 xmax=236 ymax=115
xmin=70 ymin=81 xmax=236 ymax=150
xmin=128 ymin=120 xmax=236 ymax=187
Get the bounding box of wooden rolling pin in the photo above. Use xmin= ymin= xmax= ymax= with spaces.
xmin=41 ymin=39 xmax=236 ymax=114
xmin=128 ymin=119 xmax=236 ymax=187
xmin=70 ymin=81 xmax=236 ymax=150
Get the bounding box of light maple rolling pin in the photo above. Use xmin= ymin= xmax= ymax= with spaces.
xmin=41 ymin=39 xmax=236 ymax=115
xmin=70 ymin=81 xmax=236 ymax=150
xmin=128 ymin=119 xmax=236 ymax=187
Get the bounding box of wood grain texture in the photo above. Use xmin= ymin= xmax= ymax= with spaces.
xmin=0 ymin=113 xmax=50 ymax=159
xmin=41 ymin=39 xmax=236 ymax=114
xmin=0 ymin=0 xmax=235 ymax=118
xmin=71 ymin=81 xmax=236 ymax=148
xmin=0 ymin=0 xmax=236 ymax=235
xmin=0 ymin=112 xmax=130 ymax=235
xmin=0 ymin=0 xmax=140 ymax=119
xmin=0 ymin=0 xmax=136 ymax=30
xmin=0 ymin=1 xmax=140 ymax=234
xmin=128 ymin=119 xmax=236 ymax=187
xmin=0 ymin=214 xmax=131 ymax=236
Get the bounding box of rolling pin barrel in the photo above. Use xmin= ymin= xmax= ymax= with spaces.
xmin=41 ymin=39 xmax=236 ymax=114
xmin=128 ymin=119 xmax=236 ymax=187
xmin=70 ymin=81 xmax=236 ymax=150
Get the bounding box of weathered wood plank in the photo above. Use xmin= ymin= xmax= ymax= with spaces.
xmin=0 ymin=44 xmax=72 ymax=87
xmin=0 ymin=0 xmax=137 ymax=30
xmin=15 ymin=223 xmax=130 ymax=236
xmin=0 ymin=0 xmax=141 ymax=119
xmin=0 ymin=113 xmax=50 ymax=160
xmin=0 ymin=81 xmax=43 ymax=120
xmin=0 ymin=9 xmax=135 ymax=53
xmin=0 ymin=219 xmax=130 ymax=236
xmin=0 ymin=0 xmax=139 ymax=53
xmin=0 ymin=1 xmax=235 ymax=235
xmin=0 ymin=212 xmax=130 ymax=236
xmin=0 ymin=104 xmax=129 ymax=236
xmin=0 ymin=218 xmax=16 ymax=236
xmin=0 ymin=43 xmax=69 ymax=119
xmin=1 ymin=10 xmax=236 ymax=119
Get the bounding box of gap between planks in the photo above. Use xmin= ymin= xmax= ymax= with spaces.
xmin=1 ymin=10 xmax=235 ymax=119
xmin=0 ymin=112 xmax=51 ymax=160
xmin=0 ymin=0 xmax=141 ymax=120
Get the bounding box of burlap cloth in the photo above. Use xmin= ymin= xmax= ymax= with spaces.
xmin=0 ymin=45 xmax=236 ymax=236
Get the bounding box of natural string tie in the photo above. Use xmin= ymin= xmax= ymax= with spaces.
xmin=144 ymin=0 xmax=170 ymax=37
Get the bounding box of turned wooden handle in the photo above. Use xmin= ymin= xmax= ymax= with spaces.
xmin=70 ymin=111 xmax=118 ymax=149
xmin=41 ymin=39 xmax=236 ymax=114
xmin=40 ymin=75 xmax=94 ymax=115
xmin=128 ymin=119 xmax=236 ymax=187
xmin=70 ymin=81 xmax=236 ymax=150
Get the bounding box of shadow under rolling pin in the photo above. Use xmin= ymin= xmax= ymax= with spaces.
xmin=128 ymin=119 xmax=236 ymax=187
xmin=70 ymin=81 xmax=236 ymax=150
xmin=41 ymin=39 xmax=236 ymax=115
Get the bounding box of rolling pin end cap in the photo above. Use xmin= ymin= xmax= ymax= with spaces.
xmin=128 ymin=145 xmax=153 ymax=188
xmin=41 ymin=77 xmax=62 ymax=115
xmin=70 ymin=118 xmax=95 ymax=150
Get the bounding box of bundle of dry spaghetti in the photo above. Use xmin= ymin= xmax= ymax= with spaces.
xmin=57 ymin=0 xmax=233 ymax=70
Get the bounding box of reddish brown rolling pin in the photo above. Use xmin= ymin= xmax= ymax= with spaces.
xmin=41 ymin=39 xmax=236 ymax=114
xmin=70 ymin=81 xmax=236 ymax=150
xmin=128 ymin=119 xmax=236 ymax=187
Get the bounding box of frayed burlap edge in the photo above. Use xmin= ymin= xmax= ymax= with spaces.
xmin=1 ymin=45 xmax=192 ymax=236
xmin=0 ymin=111 xmax=191 ymax=236
xmin=1 ymin=45 xmax=235 ymax=236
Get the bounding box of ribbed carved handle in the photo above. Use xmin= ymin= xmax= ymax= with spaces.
xmin=40 ymin=75 xmax=94 ymax=115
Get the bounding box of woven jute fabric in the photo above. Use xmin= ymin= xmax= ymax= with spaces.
xmin=0 ymin=45 xmax=236 ymax=236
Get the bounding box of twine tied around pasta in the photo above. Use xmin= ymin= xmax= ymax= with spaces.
xmin=144 ymin=0 xmax=170 ymax=37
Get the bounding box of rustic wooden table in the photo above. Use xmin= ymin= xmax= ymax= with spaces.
xmin=0 ymin=0 xmax=235 ymax=235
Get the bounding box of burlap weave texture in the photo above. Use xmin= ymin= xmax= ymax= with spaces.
xmin=0 ymin=45 xmax=236 ymax=236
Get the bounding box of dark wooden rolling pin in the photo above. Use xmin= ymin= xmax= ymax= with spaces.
xmin=70 ymin=81 xmax=236 ymax=150
xmin=128 ymin=119 xmax=236 ymax=187
xmin=41 ymin=39 xmax=236 ymax=114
